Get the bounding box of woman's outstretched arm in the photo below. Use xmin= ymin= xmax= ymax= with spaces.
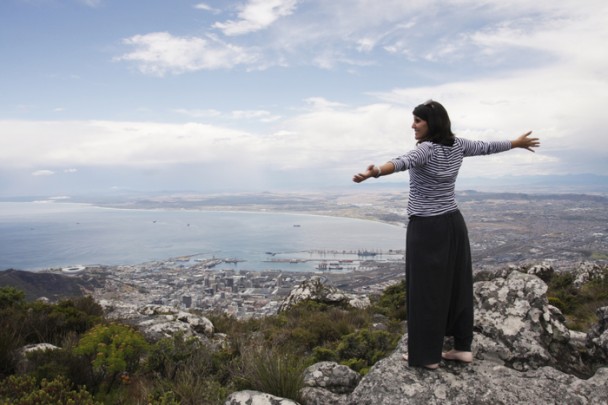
xmin=352 ymin=162 xmax=396 ymax=183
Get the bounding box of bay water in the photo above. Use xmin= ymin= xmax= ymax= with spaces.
xmin=0 ymin=202 xmax=406 ymax=272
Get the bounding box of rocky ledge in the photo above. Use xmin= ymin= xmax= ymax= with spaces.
xmin=226 ymin=263 xmax=608 ymax=405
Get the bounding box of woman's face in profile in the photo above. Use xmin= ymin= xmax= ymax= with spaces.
xmin=412 ymin=115 xmax=429 ymax=141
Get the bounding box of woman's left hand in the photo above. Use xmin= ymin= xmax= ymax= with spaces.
xmin=512 ymin=131 xmax=540 ymax=152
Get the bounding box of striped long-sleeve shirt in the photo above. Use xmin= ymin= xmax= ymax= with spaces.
xmin=390 ymin=137 xmax=512 ymax=217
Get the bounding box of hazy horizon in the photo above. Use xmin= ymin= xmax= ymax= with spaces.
xmin=2 ymin=172 xmax=608 ymax=203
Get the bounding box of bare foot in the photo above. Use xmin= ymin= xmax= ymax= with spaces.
xmin=441 ymin=350 xmax=473 ymax=363
xmin=402 ymin=354 xmax=439 ymax=370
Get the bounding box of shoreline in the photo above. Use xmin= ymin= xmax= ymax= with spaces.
xmin=0 ymin=202 xmax=407 ymax=272
xmin=0 ymin=199 xmax=407 ymax=228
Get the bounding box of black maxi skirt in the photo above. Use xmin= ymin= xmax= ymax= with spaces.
xmin=405 ymin=209 xmax=473 ymax=366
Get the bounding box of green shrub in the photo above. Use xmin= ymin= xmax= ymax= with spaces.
xmin=548 ymin=296 xmax=566 ymax=312
xmin=372 ymin=280 xmax=406 ymax=321
xmin=146 ymin=390 xmax=181 ymax=405
xmin=0 ymin=287 xmax=26 ymax=309
xmin=0 ymin=374 xmax=98 ymax=405
xmin=0 ymin=307 xmax=25 ymax=377
xmin=336 ymin=329 xmax=399 ymax=372
xmin=22 ymin=339 xmax=96 ymax=390
xmin=547 ymin=269 xmax=608 ymax=331
xmin=144 ymin=332 xmax=235 ymax=404
xmin=169 ymin=370 xmax=229 ymax=405
xmin=0 ymin=288 xmax=28 ymax=377
xmin=146 ymin=333 xmax=210 ymax=380
xmin=548 ymin=272 xmax=576 ymax=291
xmin=23 ymin=297 xmax=103 ymax=345
xmin=341 ymin=358 xmax=367 ymax=374
xmin=74 ymin=323 xmax=149 ymax=393
xmin=267 ymin=300 xmax=371 ymax=354
xmin=237 ymin=346 xmax=305 ymax=403
xmin=311 ymin=346 xmax=338 ymax=363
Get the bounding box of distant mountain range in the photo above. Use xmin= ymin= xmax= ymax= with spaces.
xmin=355 ymin=173 xmax=608 ymax=195
xmin=457 ymin=173 xmax=608 ymax=192
xmin=2 ymin=174 xmax=606 ymax=202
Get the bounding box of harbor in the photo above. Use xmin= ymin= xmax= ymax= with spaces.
xmin=145 ymin=249 xmax=405 ymax=274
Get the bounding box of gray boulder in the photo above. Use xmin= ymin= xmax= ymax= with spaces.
xmin=473 ymin=270 xmax=583 ymax=374
xmin=524 ymin=262 xmax=554 ymax=282
xmin=345 ymin=269 xmax=608 ymax=405
xmin=278 ymin=277 xmax=370 ymax=312
xmin=283 ymin=267 xmax=607 ymax=405
xmin=300 ymin=361 xmax=361 ymax=405
xmin=347 ymin=337 xmax=608 ymax=405
xmin=586 ymin=306 xmax=608 ymax=365
xmin=224 ymin=390 xmax=299 ymax=405
xmin=573 ymin=261 xmax=607 ymax=288
xmin=99 ymin=300 xmax=214 ymax=341
xmin=222 ymin=267 xmax=608 ymax=405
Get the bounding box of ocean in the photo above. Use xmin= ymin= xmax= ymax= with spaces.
xmin=0 ymin=202 xmax=406 ymax=272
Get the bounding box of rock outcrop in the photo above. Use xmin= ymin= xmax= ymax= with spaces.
xmin=224 ymin=390 xmax=299 ymax=405
xmin=473 ymin=269 xmax=582 ymax=374
xmin=99 ymin=300 xmax=214 ymax=341
xmin=300 ymin=362 xmax=361 ymax=405
xmin=587 ymin=306 xmax=608 ymax=366
xmin=573 ymin=261 xmax=607 ymax=288
xmin=522 ymin=262 xmax=554 ymax=282
xmin=347 ymin=344 xmax=608 ymax=405
xmin=346 ymin=270 xmax=608 ymax=404
xmin=227 ymin=267 xmax=608 ymax=405
xmin=278 ymin=276 xmax=370 ymax=312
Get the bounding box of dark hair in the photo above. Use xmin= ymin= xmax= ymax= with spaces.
xmin=412 ymin=100 xmax=455 ymax=146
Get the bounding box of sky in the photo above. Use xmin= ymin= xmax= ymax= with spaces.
xmin=1 ymin=0 xmax=607 ymax=197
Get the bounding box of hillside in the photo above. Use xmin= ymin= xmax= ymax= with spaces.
xmin=0 ymin=269 xmax=100 ymax=301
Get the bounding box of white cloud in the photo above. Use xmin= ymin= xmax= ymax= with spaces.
xmin=213 ymin=0 xmax=299 ymax=36
xmin=0 ymin=120 xmax=262 ymax=168
xmin=173 ymin=108 xmax=222 ymax=118
xmin=303 ymin=98 xmax=348 ymax=110
xmin=278 ymin=103 xmax=411 ymax=169
xmin=32 ymin=170 xmax=55 ymax=176
xmin=368 ymin=62 xmax=608 ymax=178
xmin=174 ymin=108 xmax=281 ymax=122
xmin=5 ymin=0 xmax=608 ymax=194
xmin=76 ymin=0 xmax=101 ymax=7
xmin=115 ymin=1 xmax=606 ymax=75
xmin=116 ymin=32 xmax=259 ymax=76
xmin=230 ymin=110 xmax=281 ymax=122
xmin=194 ymin=3 xmax=219 ymax=13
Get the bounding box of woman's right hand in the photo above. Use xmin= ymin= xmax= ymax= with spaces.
xmin=353 ymin=164 xmax=376 ymax=183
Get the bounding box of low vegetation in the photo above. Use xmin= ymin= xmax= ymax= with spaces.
xmin=0 ymin=266 xmax=605 ymax=404
xmin=547 ymin=269 xmax=608 ymax=331
xmin=0 ymin=282 xmax=405 ymax=404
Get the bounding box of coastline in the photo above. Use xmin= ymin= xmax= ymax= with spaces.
xmin=0 ymin=201 xmax=407 ymax=272
xmin=2 ymin=189 xmax=606 ymax=272
xmin=85 ymin=190 xmax=410 ymax=228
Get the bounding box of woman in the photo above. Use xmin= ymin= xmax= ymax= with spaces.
xmin=353 ymin=100 xmax=540 ymax=369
